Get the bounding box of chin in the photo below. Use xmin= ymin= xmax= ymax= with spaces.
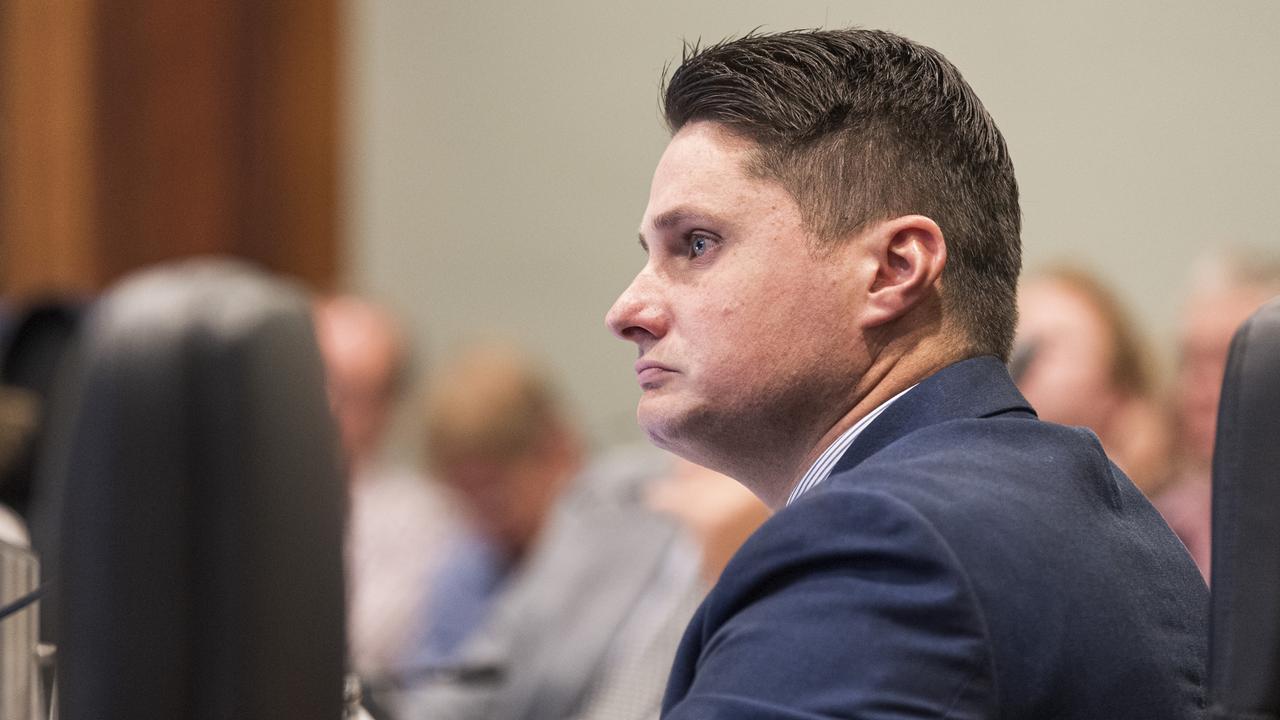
xmin=637 ymin=410 xmax=675 ymax=451
xmin=637 ymin=397 xmax=690 ymax=453
xmin=638 ymin=401 xmax=723 ymax=470
xmin=643 ymin=427 xmax=675 ymax=453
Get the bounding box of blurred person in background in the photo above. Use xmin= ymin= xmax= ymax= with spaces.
xmin=314 ymin=295 xmax=452 ymax=677
xmin=1013 ymin=267 xmax=1172 ymax=494
xmin=1153 ymin=251 xmax=1280 ymax=581
xmin=389 ymin=343 xmax=706 ymax=720
xmin=409 ymin=344 xmax=579 ymax=667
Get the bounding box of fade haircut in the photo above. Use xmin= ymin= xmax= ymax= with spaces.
xmin=663 ymin=28 xmax=1022 ymax=360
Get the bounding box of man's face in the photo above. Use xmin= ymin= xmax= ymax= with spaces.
xmin=606 ymin=122 xmax=870 ymax=476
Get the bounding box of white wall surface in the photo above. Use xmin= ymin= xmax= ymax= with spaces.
xmin=343 ymin=1 xmax=1280 ymax=453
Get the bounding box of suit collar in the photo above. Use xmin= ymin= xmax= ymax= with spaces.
xmin=827 ymin=355 xmax=1035 ymax=477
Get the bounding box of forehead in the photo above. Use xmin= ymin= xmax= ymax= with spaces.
xmin=643 ymin=122 xmax=790 ymax=230
xmin=655 ymin=122 xmax=755 ymax=176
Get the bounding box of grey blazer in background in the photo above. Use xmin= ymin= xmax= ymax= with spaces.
xmin=390 ymin=447 xmax=704 ymax=720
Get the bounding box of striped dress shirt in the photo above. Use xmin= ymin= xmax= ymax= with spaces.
xmin=785 ymin=385 xmax=916 ymax=506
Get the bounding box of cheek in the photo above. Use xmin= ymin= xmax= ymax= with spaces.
xmin=693 ymin=302 xmax=777 ymax=380
xmin=679 ymin=268 xmax=834 ymax=385
xmin=682 ymin=298 xmax=741 ymax=363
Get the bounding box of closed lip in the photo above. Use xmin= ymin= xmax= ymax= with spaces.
xmin=634 ymin=360 xmax=676 ymax=385
xmin=634 ymin=359 xmax=675 ymax=375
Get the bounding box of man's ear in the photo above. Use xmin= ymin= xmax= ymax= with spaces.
xmin=861 ymin=215 xmax=946 ymax=328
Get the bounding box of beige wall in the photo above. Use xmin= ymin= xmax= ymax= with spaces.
xmin=343 ymin=1 xmax=1280 ymax=452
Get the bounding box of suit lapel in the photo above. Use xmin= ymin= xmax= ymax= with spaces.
xmin=827 ymin=356 xmax=1036 ymax=478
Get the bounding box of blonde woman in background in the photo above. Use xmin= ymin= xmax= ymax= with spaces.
xmin=1013 ymin=266 xmax=1172 ymax=495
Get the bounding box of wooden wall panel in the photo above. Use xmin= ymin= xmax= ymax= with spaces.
xmin=0 ymin=0 xmax=340 ymax=299
xmin=0 ymin=1 xmax=98 ymax=297
xmin=93 ymin=2 xmax=242 ymax=275
xmin=234 ymin=1 xmax=341 ymax=290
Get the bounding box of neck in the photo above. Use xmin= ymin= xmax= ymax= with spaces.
xmin=745 ymin=336 xmax=961 ymax=509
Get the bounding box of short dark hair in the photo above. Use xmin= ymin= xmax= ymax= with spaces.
xmin=663 ymin=28 xmax=1022 ymax=360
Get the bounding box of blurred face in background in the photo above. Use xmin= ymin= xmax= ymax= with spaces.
xmin=313 ymin=298 xmax=406 ymax=469
xmin=1015 ymin=272 xmax=1176 ymax=493
xmin=424 ymin=346 xmax=581 ymax=561
xmin=325 ymin=337 xmax=399 ymax=462
xmin=1175 ymin=286 xmax=1274 ymax=468
xmin=437 ymin=428 xmax=577 ymax=560
xmin=1015 ymin=277 xmax=1124 ymax=430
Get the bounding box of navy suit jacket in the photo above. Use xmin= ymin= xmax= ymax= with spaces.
xmin=661 ymin=356 xmax=1207 ymax=719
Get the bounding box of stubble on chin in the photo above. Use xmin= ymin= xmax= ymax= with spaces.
xmin=638 ymin=392 xmax=718 ymax=464
xmin=638 ymin=390 xmax=763 ymax=475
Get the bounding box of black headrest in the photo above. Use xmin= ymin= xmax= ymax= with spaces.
xmin=47 ymin=259 xmax=346 ymax=719
xmin=1209 ymin=295 xmax=1280 ymax=719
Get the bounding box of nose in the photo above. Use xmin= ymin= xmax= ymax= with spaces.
xmin=606 ymin=269 xmax=666 ymax=345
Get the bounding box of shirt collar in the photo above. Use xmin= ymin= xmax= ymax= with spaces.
xmin=785 ymin=384 xmax=917 ymax=506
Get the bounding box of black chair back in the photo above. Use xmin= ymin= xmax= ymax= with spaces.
xmin=1209 ymin=296 xmax=1280 ymax=719
xmin=46 ymin=259 xmax=346 ymax=720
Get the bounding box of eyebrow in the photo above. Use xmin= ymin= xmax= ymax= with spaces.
xmin=637 ymin=207 xmax=721 ymax=253
xmin=651 ymin=207 xmax=703 ymax=231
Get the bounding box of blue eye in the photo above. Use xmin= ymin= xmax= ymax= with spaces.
xmin=690 ymin=236 xmax=709 ymax=258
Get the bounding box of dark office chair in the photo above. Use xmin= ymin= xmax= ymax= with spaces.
xmin=44 ymin=259 xmax=347 ymax=719
xmin=1209 ymin=296 xmax=1280 ymax=719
